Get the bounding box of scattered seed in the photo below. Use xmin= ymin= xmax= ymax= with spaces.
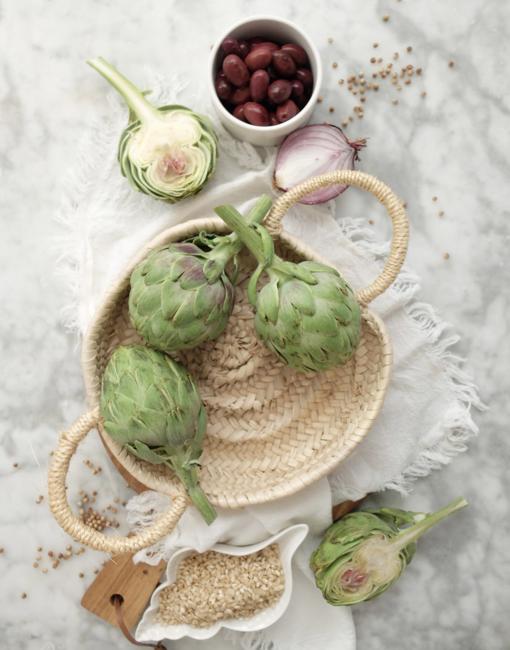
xmin=360 ymin=97 xmax=366 ymax=103
xmin=0 ymin=548 xmax=4 ymax=554
xmin=52 ymin=560 xmax=60 ymax=569
xmin=13 ymin=463 xmax=19 ymax=469
xmin=393 ymin=52 xmax=399 ymax=60
xmin=432 ymin=196 xmax=438 ymax=202
xmin=42 ymin=568 xmax=48 ymax=574
xmin=383 ymin=15 xmax=390 ymax=22
xmin=33 ymin=562 xmax=39 ymax=568
xmin=421 ymin=91 xmax=427 ymax=98
xmin=368 ymin=219 xmax=375 ymax=225
xmin=407 ymin=46 xmax=413 ymax=53
xmin=416 ymin=67 xmax=422 ymax=75
xmin=448 ymin=60 xmax=455 ymax=68
xmin=317 ymin=96 xmax=323 ymax=103
xmin=370 ymin=57 xmax=376 ymax=64
xmin=438 ymin=210 xmax=445 ymax=217
xmin=403 ymin=202 xmax=408 ymax=208
xmin=341 ymin=121 xmax=349 ymax=128
xmin=332 ymin=62 xmax=338 ymax=69
xmin=392 ymin=99 xmax=399 ymax=105
xmin=79 ymin=572 xmax=85 ymax=578
xmin=328 ymin=37 xmax=334 ymax=44
xmin=48 ymin=551 xmax=54 ymax=558
xmin=443 ymin=252 xmax=450 ymax=260
xmin=338 ymin=79 xmax=344 ymax=85
xmin=373 ymin=42 xmax=379 ymax=48
xmin=404 ymin=79 xmax=411 ymax=85
xmin=35 ymin=495 xmax=44 ymax=504
xmin=21 ymin=592 xmax=27 ymax=599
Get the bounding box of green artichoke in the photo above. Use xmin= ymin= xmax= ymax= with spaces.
xmin=88 ymin=57 xmax=217 ymax=202
xmin=129 ymin=196 xmax=272 ymax=353
xmin=214 ymin=203 xmax=362 ymax=372
xmin=100 ymin=345 xmax=216 ymax=524
xmin=310 ymin=497 xmax=468 ymax=605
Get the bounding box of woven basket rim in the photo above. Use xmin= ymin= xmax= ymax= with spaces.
xmin=81 ymin=216 xmax=392 ymax=506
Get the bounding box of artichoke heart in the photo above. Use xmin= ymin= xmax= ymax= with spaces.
xmin=310 ymin=497 xmax=468 ymax=605
xmin=100 ymin=345 xmax=216 ymax=524
xmin=88 ymin=57 xmax=217 ymax=202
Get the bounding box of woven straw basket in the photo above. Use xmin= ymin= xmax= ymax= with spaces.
xmin=48 ymin=170 xmax=408 ymax=554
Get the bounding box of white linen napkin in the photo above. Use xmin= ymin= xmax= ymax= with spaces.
xmin=55 ymin=72 xmax=481 ymax=650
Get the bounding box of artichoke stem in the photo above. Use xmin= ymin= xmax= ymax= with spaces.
xmin=87 ymin=57 xmax=160 ymax=124
xmin=391 ymin=497 xmax=468 ymax=551
xmin=172 ymin=464 xmax=217 ymax=525
xmin=205 ymin=196 xmax=273 ymax=283
xmin=214 ymin=196 xmax=273 ymax=266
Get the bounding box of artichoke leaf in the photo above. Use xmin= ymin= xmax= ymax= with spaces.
xmin=126 ymin=441 xmax=169 ymax=465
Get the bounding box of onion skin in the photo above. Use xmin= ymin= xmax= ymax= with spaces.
xmin=274 ymin=124 xmax=366 ymax=205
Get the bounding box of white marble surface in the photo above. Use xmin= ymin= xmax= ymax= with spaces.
xmin=0 ymin=0 xmax=509 ymax=649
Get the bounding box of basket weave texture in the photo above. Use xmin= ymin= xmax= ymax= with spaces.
xmin=48 ymin=170 xmax=408 ymax=553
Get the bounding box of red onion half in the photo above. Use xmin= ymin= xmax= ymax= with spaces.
xmin=274 ymin=124 xmax=366 ymax=205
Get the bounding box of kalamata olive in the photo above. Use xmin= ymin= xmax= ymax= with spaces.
xmin=244 ymin=102 xmax=270 ymax=126
xmin=250 ymin=69 xmax=270 ymax=102
xmin=250 ymin=41 xmax=279 ymax=53
xmin=272 ymin=50 xmax=297 ymax=78
xmin=245 ymin=47 xmax=273 ymax=71
xmin=270 ymin=112 xmax=279 ymax=126
xmin=296 ymin=67 xmax=313 ymax=89
xmin=231 ymin=85 xmax=251 ymax=105
xmin=221 ymin=37 xmax=241 ymax=55
xmin=222 ymin=54 xmax=250 ymax=87
xmin=238 ymin=39 xmax=250 ymax=58
xmin=290 ymin=79 xmax=305 ymax=100
xmin=280 ymin=43 xmax=309 ymax=66
xmin=276 ymin=99 xmax=299 ymax=122
xmin=215 ymin=76 xmax=233 ymax=101
xmin=267 ymin=79 xmax=292 ymax=104
xmin=233 ymin=103 xmax=247 ymax=122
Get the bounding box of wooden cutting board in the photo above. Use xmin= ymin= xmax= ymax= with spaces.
xmin=81 ymin=553 xmax=166 ymax=630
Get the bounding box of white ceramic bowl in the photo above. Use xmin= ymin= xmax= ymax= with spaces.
xmin=208 ymin=16 xmax=322 ymax=146
xmin=136 ymin=524 xmax=309 ymax=642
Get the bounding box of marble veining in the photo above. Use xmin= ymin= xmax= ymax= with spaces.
xmin=0 ymin=0 xmax=509 ymax=649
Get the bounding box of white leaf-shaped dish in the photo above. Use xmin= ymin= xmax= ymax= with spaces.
xmin=136 ymin=523 xmax=308 ymax=642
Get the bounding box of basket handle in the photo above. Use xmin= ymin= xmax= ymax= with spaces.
xmin=48 ymin=409 xmax=188 ymax=554
xmin=264 ymin=170 xmax=409 ymax=305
